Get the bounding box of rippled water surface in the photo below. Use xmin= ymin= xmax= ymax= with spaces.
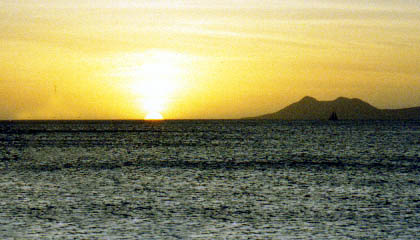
xmin=1 ymin=120 xmax=419 ymax=239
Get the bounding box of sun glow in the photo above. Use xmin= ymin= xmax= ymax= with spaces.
xmin=130 ymin=62 xmax=180 ymax=98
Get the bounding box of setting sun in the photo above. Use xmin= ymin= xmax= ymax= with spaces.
xmin=144 ymin=112 xmax=164 ymax=120
xmin=111 ymin=50 xmax=189 ymax=119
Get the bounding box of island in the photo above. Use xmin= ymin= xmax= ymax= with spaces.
xmin=249 ymin=96 xmax=420 ymax=120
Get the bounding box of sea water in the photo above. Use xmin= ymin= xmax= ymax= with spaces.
xmin=0 ymin=120 xmax=419 ymax=239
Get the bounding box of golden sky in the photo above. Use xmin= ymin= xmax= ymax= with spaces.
xmin=1 ymin=0 xmax=420 ymax=119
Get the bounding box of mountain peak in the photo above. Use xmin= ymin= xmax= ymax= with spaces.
xmin=299 ymin=96 xmax=317 ymax=102
xmin=334 ymin=97 xmax=365 ymax=103
xmin=334 ymin=97 xmax=350 ymax=101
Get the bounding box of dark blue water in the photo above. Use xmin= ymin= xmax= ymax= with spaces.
xmin=1 ymin=120 xmax=419 ymax=239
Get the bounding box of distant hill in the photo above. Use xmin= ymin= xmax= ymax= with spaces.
xmin=250 ymin=96 xmax=420 ymax=120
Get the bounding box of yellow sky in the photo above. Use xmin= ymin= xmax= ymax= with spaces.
xmin=1 ymin=0 xmax=420 ymax=119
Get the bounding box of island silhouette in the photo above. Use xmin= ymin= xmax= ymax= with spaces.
xmin=250 ymin=96 xmax=420 ymax=120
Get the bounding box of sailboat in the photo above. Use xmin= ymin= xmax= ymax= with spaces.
xmin=329 ymin=111 xmax=338 ymax=121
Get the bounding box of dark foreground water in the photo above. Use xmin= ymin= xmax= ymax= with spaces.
xmin=0 ymin=120 xmax=419 ymax=239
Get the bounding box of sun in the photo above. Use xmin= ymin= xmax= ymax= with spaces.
xmin=112 ymin=50 xmax=190 ymax=119
xmin=145 ymin=112 xmax=164 ymax=120
xmin=127 ymin=53 xmax=185 ymax=117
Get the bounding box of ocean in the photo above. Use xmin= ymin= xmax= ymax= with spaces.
xmin=1 ymin=120 xmax=419 ymax=239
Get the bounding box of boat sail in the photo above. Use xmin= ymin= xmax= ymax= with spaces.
xmin=329 ymin=112 xmax=338 ymax=121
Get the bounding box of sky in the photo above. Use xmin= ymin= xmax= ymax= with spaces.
xmin=1 ymin=0 xmax=420 ymax=119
